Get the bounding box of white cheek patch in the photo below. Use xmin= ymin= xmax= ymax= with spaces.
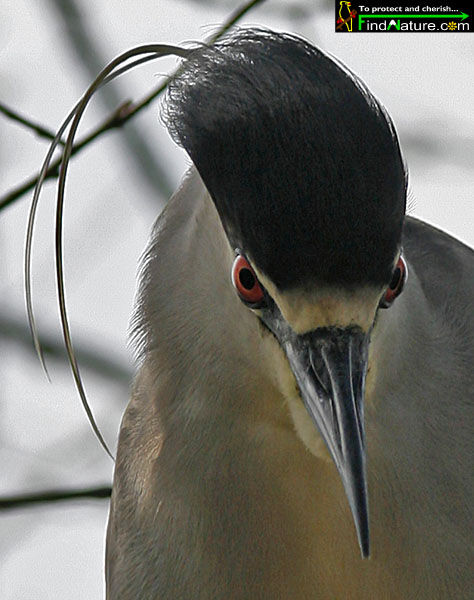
xmin=285 ymin=392 xmax=332 ymax=462
xmin=251 ymin=264 xmax=382 ymax=335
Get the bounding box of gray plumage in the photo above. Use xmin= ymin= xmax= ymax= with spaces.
xmin=106 ymin=169 xmax=473 ymax=599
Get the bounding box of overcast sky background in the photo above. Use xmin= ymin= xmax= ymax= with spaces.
xmin=1 ymin=1 xmax=473 ymax=598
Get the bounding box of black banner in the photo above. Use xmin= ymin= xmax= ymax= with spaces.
xmin=335 ymin=1 xmax=471 ymax=32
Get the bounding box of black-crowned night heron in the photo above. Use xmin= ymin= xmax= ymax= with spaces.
xmin=104 ymin=30 xmax=473 ymax=599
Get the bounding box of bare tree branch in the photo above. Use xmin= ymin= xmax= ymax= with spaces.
xmin=0 ymin=101 xmax=65 ymax=145
xmin=0 ymin=0 xmax=267 ymax=213
xmin=49 ymin=0 xmax=174 ymax=201
xmin=208 ymin=0 xmax=266 ymax=43
xmin=0 ymin=486 xmax=111 ymax=510
xmin=0 ymin=101 xmax=134 ymax=211
xmin=0 ymin=313 xmax=131 ymax=384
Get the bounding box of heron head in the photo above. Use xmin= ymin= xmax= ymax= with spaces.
xmin=163 ymin=27 xmax=408 ymax=558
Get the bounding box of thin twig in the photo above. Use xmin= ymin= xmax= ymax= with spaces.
xmin=0 ymin=0 xmax=267 ymax=213
xmin=0 ymin=101 xmax=65 ymax=145
xmin=0 ymin=486 xmax=112 ymax=510
xmin=0 ymin=101 xmax=134 ymax=212
xmin=51 ymin=0 xmax=174 ymax=199
xmin=208 ymin=0 xmax=266 ymax=43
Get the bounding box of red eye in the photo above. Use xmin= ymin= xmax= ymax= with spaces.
xmin=232 ymin=255 xmax=265 ymax=306
xmin=380 ymin=255 xmax=407 ymax=309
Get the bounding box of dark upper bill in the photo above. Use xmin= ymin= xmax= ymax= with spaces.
xmin=265 ymin=317 xmax=371 ymax=558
